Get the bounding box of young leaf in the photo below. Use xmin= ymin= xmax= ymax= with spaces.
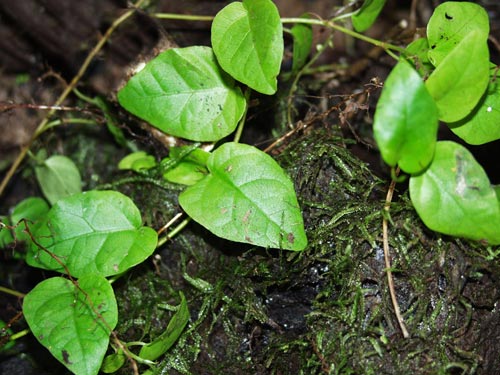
xmin=449 ymin=67 xmax=500 ymax=145
xmin=291 ymin=17 xmax=313 ymax=74
xmin=163 ymin=161 xmax=208 ymax=186
xmin=425 ymin=30 xmax=490 ymax=123
xmin=211 ymin=0 xmax=284 ymax=95
xmin=118 ymin=151 xmax=157 ymax=172
xmin=118 ymin=46 xmax=246 ymax=142
xmin=410 ymin=141 xmax=500 ymax=245
xmin=351 ymin=0 xmax=387 ymax=32
xmin=139 ymin=292 xmax=189 ymax=361
xmin=162 ymin=146 xmax=209 ymax=185
xmin=101 ymin=349 xmax=126 ymax=373
xmin=427 ymin=1 xmax=489 ymax=67
xmin=27 ymin=190 xmax=158 ymax=278
xmin=179 ymin=142 xmax=307 ymax=251
xmin=373 ymin=60 xmax=438 ymax=174
xmin=35 ymin=155 xmax=82 ymax=205
xmin=23 ymin=274 xmax=118 ymax=375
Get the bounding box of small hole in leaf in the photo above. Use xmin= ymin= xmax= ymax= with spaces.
xmin=445 ymin=12 xmax=453 ymax=20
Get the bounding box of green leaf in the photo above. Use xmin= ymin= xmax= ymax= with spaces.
xmin=27 ymin=191 xmax=158 ymax=278
xmin=425 ymin=30 xmax=490 ymax=123
xmin=163 ymin=146 xmax=209 ymax=186
xmin=410 ymin=141 xmax=500 ymax=245
xmin=163 ymin=161 xmax=208 ymax=186
xmin=118 ymin=46 xmax=246 ymax=142
xmin=23 ymin=274 xmax=118 ymax=375
xmin=427 ymin=1 xmax=489 ymax=67
xmin=101 ymin=349 xmax=126 ymax=373
xmin=118 ymin=151 xmax=157 ymax=172
xmin=352 ymin=0 xmax=387 ymax=32
xmin=0 ymin=216 xmax=14 ymax=248
xmin=0 ymin=320 xmax=15 ymax=351
xmin=35 ymin=155 xmax=82 ymax=205
xmin=449 ymin=67 xmax=500 ymax=145
xmin=179 ymin=142 xmax=307 ymax=250
xmin=291 ymin=16 xmax=313 ymax=74
xmin=139 ymin=292 xmax=189 ymax=361
xmin=211 ymin=0 xmax=284 ymax=94
xmin=11 ymin=197 xmax=50 ymax=243
xmin=1 ymin=197 xmax=49 ymax=248
xmin=373 ymin=60 xmax=439 ymax=174
xmin=405 ymin=38 xmax=434 ymax=78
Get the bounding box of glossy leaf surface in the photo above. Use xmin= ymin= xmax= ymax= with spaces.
xmin=373 ymin=60 xmax=438 ymax=174
xmin=425 ymin=30 xmax=490 ymax=122
xmin=23 ymin=274 xmax=118 ymax=375
xmin=427 ymin=1 xmax=489 ymax=67
xmin=35 ymin=155 xmax=82 ymax=205
xmin=118 ymin=46 xmax=246 ymax=142
xmin=449 ymin=68 xmax=500 ymax=145
xmin=179 ymin=142 xmax=307 ymax=250
xmin=410 ymin=141 xmax=500 ymax=245
xmin=27 ymin=191 xmax=158 ymax=277
xmin=211 ymin=0 xmax=283 ymax=94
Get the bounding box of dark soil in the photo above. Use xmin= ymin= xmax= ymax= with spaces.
xmin=2 ymin=1 xmax=500 ymax=374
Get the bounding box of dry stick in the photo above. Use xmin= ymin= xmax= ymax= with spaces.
xmin=383 ymin=167 xmax=409 ymax=338
xmin=382 ymin=168 xmax=410 ymax=338
xmin=0 ymin=0 xmax=148 ymax=198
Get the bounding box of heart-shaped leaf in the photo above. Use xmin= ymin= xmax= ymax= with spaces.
xmin=27 ymin=190 xmax=158 ymax=277
xmin=410 ymin=141 xmax=500 ymax=245
xmin=211 ymin=0 xmax=283 ymax=95
xmin=352 ymin=0 xmax=387 ymax=32
xmin=449 ymin=67 xmax=500 ymax=145
xmin=373 ymin=60 xmax=439 ymax=174
xmin=35 ymin=155 xmax=82 ymax=205
xmin=23 ymin=274 xmax=118 ymax=375
xmin=427 ymin=1 xmax=489 ymax=67
xmin=179 ymin=142 xmax=307 ymax=250
xmin=118 ymin=46 xmax=246 ymax=142
xmin=425 ymin=30 xmax=490 ymax=123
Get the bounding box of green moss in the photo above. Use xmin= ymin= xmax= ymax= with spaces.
xmin=108 ymin=129 xmax=500 ymax=374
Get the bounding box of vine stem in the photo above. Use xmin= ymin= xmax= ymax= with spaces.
xmin=0 ymin=0 xmax=148 ymax=198
xmin=383 ymin=167 xmax=409 ymax=338
xmin=151 ymin=13 xmax=406 ymax=54
xmin=0 ymin=285 xmax=25 ymax=298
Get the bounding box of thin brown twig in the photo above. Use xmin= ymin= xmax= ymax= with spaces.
xmin=0 ymin=0 xmax=148 ymax=200
xmin=383 ymin=167 xmax=409 ymax=338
